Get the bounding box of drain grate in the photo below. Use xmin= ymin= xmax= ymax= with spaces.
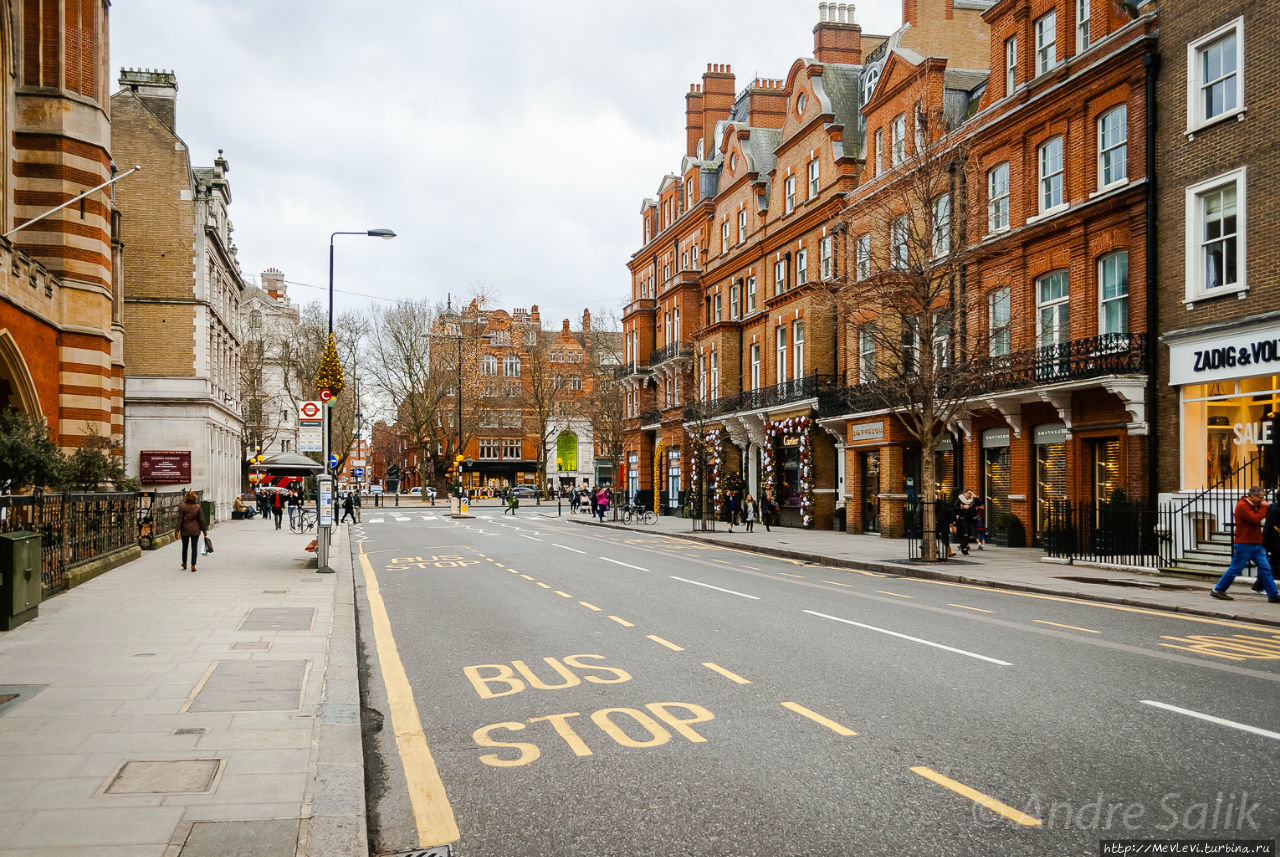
xmin=379 ymin=848 xmax=453 ymax=857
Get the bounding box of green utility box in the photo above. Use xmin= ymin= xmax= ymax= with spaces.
xmin=0 ymin=531 xmax=42 ymax=631
xmin=201 ymin=500 xmax=215 ymax=528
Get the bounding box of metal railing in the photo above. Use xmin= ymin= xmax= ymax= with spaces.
xmin=1042 ymin=500 xmax=1162 ymax=568
xmin=638 ymin=409 xmax=661 ymax=426
xmin=0 ymin=491 xmax=142 ymax=594
xmin=650 ymin=339 xmax=692 ymax=365
xmin=138 ymin=490 xmax=195 ymax=548
xmin=686 ymin=375 xmax=838 ymax=420
xmin=614 ymin=362 xmax=651 ymax=380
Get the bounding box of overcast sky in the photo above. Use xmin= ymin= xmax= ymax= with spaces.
xmin=111 ymin=1 xmax=903 ymax=328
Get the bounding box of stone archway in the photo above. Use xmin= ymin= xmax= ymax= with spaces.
xmin=0 ymin=329 xmax=44 ymax=418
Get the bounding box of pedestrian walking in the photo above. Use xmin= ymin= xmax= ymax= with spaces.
xmin=955 ymin=489 xmax=978 ymax=555
xmin=596 ymin=486 xmax=610 ymax=522
xmin=934 ymin=489 xmax=955 ymax=558
xmin=743 ymin=494 xmax=756 ymax=532
xmin=762 ymin=491 xmax=777 ymax=532
xmin=175 ymin=490 xmax=207 ymax=573
xmin=340 ymin=493 xmax=356 ymax=523
xmin=505 ymin=494 xmax=518 ymax=515
xmin=569 ymin=488 xmax=580 ymax=514
xmin=589 ymin=486 xmax=600 ymax=520
xmin=1211 ymin=486 xmax=1280 ymax=603
xmin=1260 ymin=486 xmax=1280 ymax=594
xmin=722 ymin=492 xmax=735 ymax=533
xmin=257 ymin=490 xmax=270 ymax=522
xmin=974 ymin=503 xmax=987 ymax=550
xmin=288 ymin=491 xmax=300 ymax=527
xmin=272 ymin=490 xmax=284 ymax=529
xmin=352 ymin=491 xmax=361 ymax=523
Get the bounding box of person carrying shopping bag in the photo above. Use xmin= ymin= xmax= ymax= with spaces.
xmin=175 ymin=491 xmax=207 ymax=573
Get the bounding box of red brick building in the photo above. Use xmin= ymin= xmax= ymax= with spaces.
xmin=0 ymin=1 xmax=122 ymax=450
xmin=622 ymin=0 xmax=1157 ymax=543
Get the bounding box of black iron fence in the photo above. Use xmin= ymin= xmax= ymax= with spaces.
xmin=687 ymin=375 xmax=838 ymax=420
xmin=0 ymin=491 xmax=141 ymax=594
xmin=1042 ymin=500 xmax=1163 ymax=568
xmin=137 ymin=490 xmax=194 ymax=548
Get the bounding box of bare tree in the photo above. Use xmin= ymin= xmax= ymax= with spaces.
xmin=517 ymin=330 xmax=565 ymax=501
xmin=830 ymin=83 xmax=985 ymax=560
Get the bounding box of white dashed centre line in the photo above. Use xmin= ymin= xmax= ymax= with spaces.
xmin=803 ymin=610 xmax=1012 ymax=666
xmin=599 ymin=557 xmax=648 ymax=571
xmin=554 ymin=544 xmax=586 ymax=554
xmin=1141 ymin=701 xmax=1280 ymax=742
xmin=671 ymin=576 xmax=760 ymax=600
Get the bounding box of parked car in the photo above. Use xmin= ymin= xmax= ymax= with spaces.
xmin=407 ymin=486 xmax=437 ymax=500
xmin=408 ymin=486 xmax=421 ymax=496
xmin=510 ymin=485 xmax=538 ymax=499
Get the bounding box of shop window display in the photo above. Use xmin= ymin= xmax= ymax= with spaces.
xmin=1034 ymin=423 xmax=1068 ymax=539
xmin=983 ymin=429 xmax=1011 ymax=525
xmin=1182 ymin=378 xmax=1280 ymax=490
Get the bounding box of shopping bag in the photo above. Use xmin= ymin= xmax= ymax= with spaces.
xmin=202 ymin=536 xmax=213 ymax=555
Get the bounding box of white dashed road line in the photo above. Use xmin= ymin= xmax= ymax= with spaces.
xmin=803 ymin=610 xmax=1012 ymax=666
xmin=670 ymin=576 xmax=759 ymax=600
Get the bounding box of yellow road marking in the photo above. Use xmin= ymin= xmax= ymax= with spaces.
xmin=579 ymin=601 xmax=602 ymax=612
xmin=782 ymin=702 xmax=857 ymax=736
xmin=823 ymin=580 xmax=854 ymax=587
xmin=742 ymin=565 xmax=760 ymax=570
xmin=710 ymin=558 xmax=731 ymax=564
xmin=779 ymin=572 xmax=805 ymax=579
xmin=647 ymin=634 xmax=684 ymax=652
xmin=911 ymin=766 xmax=1041 ymax=827
xmin=1159 ymin=632 xmax=1280 ymax=661
xmin=949 ymin=603 xmax=993 ymax=613
xmin=494 ymin=563 xmax=504 ymax=567
xmin=702 ymin=662 xmax=751 ymax=684
xmin=509 ymin=569 xmax=519 ymax=574
xmin=520 ymin=574 xmax=534 ymax=580
xmin=535 ymin=582 xmax=551 ymax=589
xmin=607 ymin=615 xmax=634 ymax=627
xmin=554 ymin=590 xmax=573 ymax=598
xmin=877 ymin=590 xmax=913 ymax=599
xmin=1033 ymin=619 xmax=1100 ymax=634
xmin=358 ymin=549 xmax=458 ymax=845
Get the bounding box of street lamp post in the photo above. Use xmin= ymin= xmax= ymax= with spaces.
xmin=317 ymin=228 xmax=395 ymax=575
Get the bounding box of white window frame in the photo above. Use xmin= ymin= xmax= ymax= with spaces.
xmin=692 ymin=245 xmax=699 ymax=270
xmin=820 ymin=236 xmax=834 ymax=280
xmin=1005 ymin=35 xmax=1018 ymax=95
xmin=721 ymin=220 xmax=729 ymax=253
xmin=730 ymin=282 xmax=740 ymax=319
xmin=933 ymin=314 xmax=951 ymax=368
xmin=988 ymin=162 xmax=1010 ymax=232
xmin=747 ymin=276 xmax=757 ymax=312
xmin=698 ymin=354 xmax=707 ymax=401
xmin=1097 ymin=104 xmax=1128 ymax=190
xmin=775 ymin=325 xmax=788 ymax=384
xmin=808 ymin=159 xmax=820 ymax=198
xmin=1035 ymin=11 xmax=1058 ymax=76
xmin=932 ymin=194 xmax=951 ymax=258
xmin=1098 ymin=250 xmax=1129 ymax=336
xmin=503 ymin=355 xmax=522 ymax=377
xmin=482 ymin=354 xmax=498 ymax=376
xmin=891 ymin=114 xmax=906 ymax=165
xmin=713 ymin=293 xmax=722 ymax=323
xmin=856 ymin=233 xmax=871 ymax=280
xmin=858 ymin=326 xmax=876 ymax=383
xmin=1036 ymin=271 xmax=1070 ymax=350
xmin=1187 ymin=17 xmax=1245 ymax=134
xmin=673 ymin=308 xmax=681 ymax=341
xmin=738 ymin=210 xmax=747 ymax=244
xmin=709 ymin=350 xmax=719 ymax=399
xmin=1076 ymin=0 xmax=1090 ymax=54
xmin=750 ymin=344 xmax=761 ymax=390
xmin=792 ymin=321 xmax=805 ymax=381
xmin=503 ymin=438 xmax=522 ymax=459
xmin=874 ymin=128 xmax=884 ymax=175
xmin=1184 ymin=167 xmax=1247 ymax=303
xmin=784 ymin=176 xmax=796 ymax=214
xmin=989 ymin=287 xmax=1012 ymax=357
xmin=1038 ymin=136 xmax=1066 ymax=215
xmin=774 ymin=259 xmax=787 ymax=295
xmin=891 ymin=216 xmax=908 ymax=269
xmin=796 ymin=246 xmax=808 ymax=285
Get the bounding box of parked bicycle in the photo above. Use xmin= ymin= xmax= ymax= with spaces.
xmin=621 ymin=504 xmax=657 ymax=525
xmin=290 ymin=508 xmax=316 ymax=534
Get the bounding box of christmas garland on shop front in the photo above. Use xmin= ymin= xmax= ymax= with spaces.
xmin=652 ymin=439 xmax=663 ymax=513
xmin=688 ymin=428 xmax=724 ymax=511
xmin=761 ymin=412 xmax=815 ymax=528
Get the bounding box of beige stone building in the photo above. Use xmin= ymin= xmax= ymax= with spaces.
xmin=112 ymin=70 xmax=245 ymax=517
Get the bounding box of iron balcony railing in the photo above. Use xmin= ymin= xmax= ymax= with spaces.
xmin=686 ymin=375 xmax=838 ymax=421
xmin=650 ymin=339 xmax=693 ymax=366
xmin=638 ymin=409 xmax=662 ymax=426
xmin=819 ymin=333 xmax=1148 ymax=418
xmin=614 ymin=362 xmax=650 ymax=380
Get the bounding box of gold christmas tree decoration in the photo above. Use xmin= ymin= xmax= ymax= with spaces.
xmin=315 ymin=333 xmax=345 ymax=397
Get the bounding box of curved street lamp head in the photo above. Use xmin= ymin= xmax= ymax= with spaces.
xmin=367 ymin=228 xmax=396 ymax=239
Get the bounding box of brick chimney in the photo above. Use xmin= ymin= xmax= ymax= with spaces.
xmin=119 ymin=68 xmax=178 ymax=132
xmin=746 ymin=79 xmax=788 ymax=129
xmin=685 ymin=84 xmax=703 ymax=157
xmin=701 ymin=64 xmax=735 ymax=158
xmin=260 ymin=267 xmax=287 ymax=301
xmin=813 ymin=3 xmax=862 ymax=65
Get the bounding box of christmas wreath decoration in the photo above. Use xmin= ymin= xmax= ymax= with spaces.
xmin=761 ymin=412 xmax=815 ymax=528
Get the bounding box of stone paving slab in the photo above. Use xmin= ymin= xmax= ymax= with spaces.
xmin=0 ymin=521 xmax=365 ymax=857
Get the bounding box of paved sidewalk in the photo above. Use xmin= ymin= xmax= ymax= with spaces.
xmin=552 ymin=506 xmax=1280 ymax=629
xmin=0 ymin=518 xmax=363 ymax=857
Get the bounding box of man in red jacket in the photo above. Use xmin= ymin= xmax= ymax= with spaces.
xmin=1212 ymin=486 xmax=1280 ymax=602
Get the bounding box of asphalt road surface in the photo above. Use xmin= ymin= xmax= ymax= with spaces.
xmin=351 ymin=503 xmax=1280 ymax=857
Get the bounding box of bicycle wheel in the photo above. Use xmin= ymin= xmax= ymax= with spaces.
xmin=642 ymin=511 xmax=657 ymax=525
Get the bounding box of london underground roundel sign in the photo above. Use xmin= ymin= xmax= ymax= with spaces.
xmin=299 ymin=401 xmax=322 ymax=421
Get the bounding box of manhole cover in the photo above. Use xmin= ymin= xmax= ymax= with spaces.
xmin=186 ymin=660 xmax=308 ymax=713
xmin=104 ymin=759 xmax=222 ymax=794
xmin=181 ymin=819 xmax=298 ymax=857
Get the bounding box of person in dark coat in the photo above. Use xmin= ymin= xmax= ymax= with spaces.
xmin=933 ymin=490 xmax=955 ymax=558
xmin=761 ymin=491 xmax=777 ymax=532
xmin=955 ymin=489 xmax=979 ymax=556
xmin=272 ymin=490 xmax=284 ymax=529
xmin=175 ymin=490 xmax=206 ymax=573
xmin=1259 ymin=487 xmax=1280 ymax=594
xmin=341 ymin=493 xmax=356 ymax=523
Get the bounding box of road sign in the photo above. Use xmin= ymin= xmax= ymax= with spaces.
xmin=353 ymin=467 xmax=365 ymax=478
xmin=329 ymin=453 xmax=339 ymax=469
xmin=319 ymin=388 xmax=333 ymax=402
xmin=351 ymin=459 xmax=366 ymax=468
xmin=299 ymin=401 xmax=322 ymax=424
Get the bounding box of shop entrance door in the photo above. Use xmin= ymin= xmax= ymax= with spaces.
xmin=860 ymin=451 xmax=881 ymax=534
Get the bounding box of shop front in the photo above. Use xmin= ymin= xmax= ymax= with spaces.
xmin=1167 ymin=323 xmax=1280 ymax=492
